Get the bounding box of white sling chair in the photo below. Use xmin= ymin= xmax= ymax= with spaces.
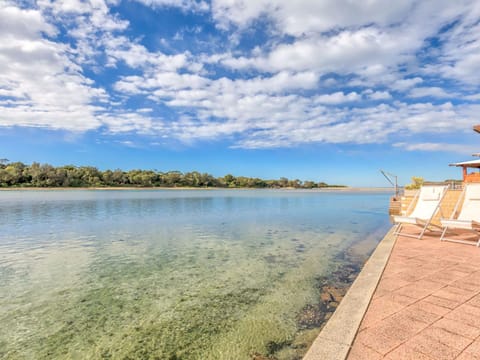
xmin=393 ymin=185 xmax=448 ymax=239
xmin=440 ymin=183 xmax=480 ymax=246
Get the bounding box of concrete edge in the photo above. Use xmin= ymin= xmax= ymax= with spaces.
xmin=303 ymin=226 xmax=397 ymax=360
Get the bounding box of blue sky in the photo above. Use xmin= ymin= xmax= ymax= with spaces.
xmin=1 ymin=0 xmax=480 ymax=186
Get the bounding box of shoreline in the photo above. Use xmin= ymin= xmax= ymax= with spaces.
xmin=0 ymin=186 xmax=392 ymax=192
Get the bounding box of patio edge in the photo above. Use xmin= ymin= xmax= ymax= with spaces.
xmin=303 ymin=226 xmax=397 ymax=360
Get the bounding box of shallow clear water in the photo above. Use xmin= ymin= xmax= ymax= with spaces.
xmin=0 ymin=189 xmax=390 ymax=359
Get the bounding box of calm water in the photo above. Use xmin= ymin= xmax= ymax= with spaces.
xmin=0 ymin=189 xmax=390 ymax=359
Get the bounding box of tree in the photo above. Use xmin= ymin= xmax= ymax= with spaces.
xmin=0 ymin=161 xmax=338 ymax=189
xmin=279 ymin=177 xmax=289 ymax=187
xmin=222 ymin=174 xmax=236 ymax=187
xmin=289 ymin=179 xmax=302 ymax=188
xmin=303 ymin=181 xmax=317 ymax=189
xmin=80 ymin=166 xmax=102 ymax=186
xmin=164 ymin=171 xmax=183 ymax=187
xmin=0 ymin=158 xmax=9 ymax=169
xmin=112 ymin=169 xmax=127 ymax=185
xmin=183 ymin=171 xmax=202 ymax=187
xmin=405 ymin=176 xmax=424 ymax=190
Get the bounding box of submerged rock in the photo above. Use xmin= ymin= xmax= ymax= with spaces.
xmin=328 ymin=301 xmax=339 ymax=309
xmin=297 ymin=304 xmax=323 ymax=329
xmin=320 ymin=292 xmax=332 ymax=303
xmin=296 ymin=254 xmax=361 ymax=336
xmin=321 ymin=286 xmax=345 ymax=303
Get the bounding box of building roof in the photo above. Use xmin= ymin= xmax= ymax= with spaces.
xmin=450 ymin=159 xmax=480 ymax=168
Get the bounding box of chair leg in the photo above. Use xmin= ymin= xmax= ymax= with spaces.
xmin=394 ymin=223 xmax=402 ymax=236
xmin=418 ymin=223 xmax=428 ymax=240
xmin=440 ymin=227 xmax=448 ymax=242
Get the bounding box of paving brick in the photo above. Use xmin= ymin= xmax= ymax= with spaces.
xmin=417 ymin=326 xmax=472 ymax=350
xmin=427 ymin=260 xmax=458 ymax=269
xmin=457 ymin=352 xmax=480 ymax=360
xmin=432 ymin=318 xmax=480 ymax=340
xmin=395 ymin=270 xmax=429 ymax=282
xmin=358 ymin=297 xmax=404 ymax=330
xmin=375 ymin=276 xmax=412 ymax=292
xmin=378 ymin=292 xmax=418 ymax=306
xmin=457 ymin=338 xmax=480 ymax=359
xmin=467 ymin=293 xmax=480 ymax=308
xmin=409 ymin=300 xmax=450 ymax=317
xmin=460 ymin=272 xmax=480 ymax=286
xmin=450 ymin=278 xmax=480 ymax=292
xmin=347 ymin=343 xmax=383 ymax=360
xmin=354 ymin=328 xmax=405 ymax=355
xmin=446 ymin=263 xmax=480 ymax=274
xmin=355 ymin=315 xmax=427 ymax=355
xmin=347 ymin=231 xmax=480 ymax=360
xmin=445 ymin=304 xmax=480 ymax=329
xmin=424 ymin=270 xmax=471 ymax=285
xmin=384 ymin=344 xmax=435 ymax=360
xmin=390 ymin=305 xmax=441 ymax=326
xmin=405 ymin=333 xmax=462 ymax=360
xmin=394 ymin=279 xmax=445 ymax=300
xmin=442 ymin=255 xmax=472 ymax=264
xmin=423 ymin=294 xmax=463 ymax=309
xmin=432 ymin=286 xmax=477 ymax=303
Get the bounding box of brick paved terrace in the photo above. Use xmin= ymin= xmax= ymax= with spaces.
xmin=348 ymin=227 xmax=480 ymax=360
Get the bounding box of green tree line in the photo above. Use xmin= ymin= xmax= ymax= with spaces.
xmin=0 ymin=161 xmax=342 ymax=189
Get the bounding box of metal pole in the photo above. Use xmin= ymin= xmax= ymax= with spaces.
xmin=394 ymin=175 xmax=398 ymax=198
xmin=380 ymin=170 xmax=399 ymax=198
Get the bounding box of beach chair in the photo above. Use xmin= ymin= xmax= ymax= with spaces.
xmin=393 ymin=185 xmax=448 ymax=239
xmin=440 ymin=183 xmax=480 ymax=246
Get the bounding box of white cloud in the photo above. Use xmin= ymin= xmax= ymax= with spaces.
xmin=214 ymin=0 xmax=480 ymax=95
xmin=115 ymin=70 xmax=318 ymax=101
xmin=315 ymin=92 xmax=361 ymax=104
xmin=391 ymin=77 xmax=423 ymax=91
xmin=37 ymin=0 xmax=129 ymax=66
xmin=394 ymin=142 xmax=480 ymax=154
xmin=226 ymin=101 xmax=476 ymax=149
xmin=132 ymin=0 xmax=209 ymax=12
xmin=222 ymin=27 xmax=418 ymax=75
xmin=0 ymin=4 xmax=57 ymax=38
xmin=1 ymin=0 xmax=480 ymax=154
xmin=0 ymin=2 xmax=105 ymax=131
xmin=211 ymin=0 xmax=416 ymax=35
xmin=99 ymin=112 xmax=158 ymax=134
xmin=433 ymin=5 xmax=480 ymax=84
xmin=465 ymin=93 xmax=480 ymax=101
xmin=364 ymin=90 xmax=392 ymax=100
xmin=0 ymin=1 xmax=163 ymax=134
xmin=408 ymin=87 xmax=453 ymax=98
xmin=113 ymin=59 xmax=479 ymax=148
xmin=105 ymin=39 xmax=194 ymax=71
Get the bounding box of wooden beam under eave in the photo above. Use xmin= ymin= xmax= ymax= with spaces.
xmin=475 ymin=125 xmax=480 ymax=133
